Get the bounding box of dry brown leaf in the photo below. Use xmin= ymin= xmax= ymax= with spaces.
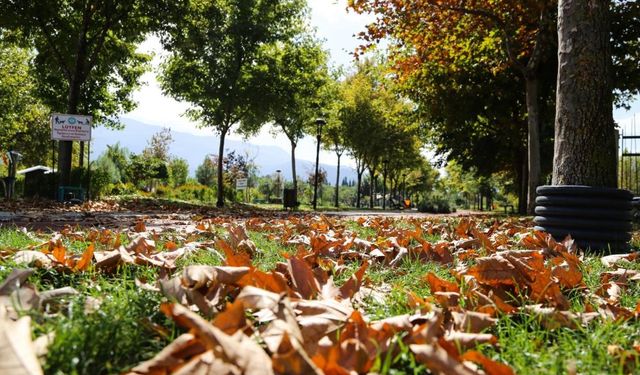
xmin=261 ymin=296 xmax=304 ymax=353
xmin=212 ymin=299 xmax=249 ymax=335
xmin=410 ymin=343 xmax=476 ymax=375
xmin=128 ymin=333 xmax=205 ymax=374
xmin=601 ymin=252 xmax=638 ymax=267
xmin=161 ymin=303 xmax=273 ymax=375
xmin=425 ymin=272 xmax=460 ymax=293
xmin=460 ymin=350 xmax=515 ymax=375
xmin=272 ymin=331 xmax=322 ymax=375
xmin=444 ymin=331 xmax=498 ymax=350
xmin=0 ymin=308 xmax=43 ymax=375
xmin=451 ymin=311 xmax=497 ymax=333
xmin=287 ymin=256 xmax=321 ymax=299
xmin=13 ymin=251 xmax=52 ymax=268
xmin=338 ymin=261 xmax=369 ymax=300
xmin=134 ymin=220 xmax=146 ymax=233
xmin=182 ymin=266 xmax=250 ymax=289
xmin=0 ymin=269 xmax=34 ymax=295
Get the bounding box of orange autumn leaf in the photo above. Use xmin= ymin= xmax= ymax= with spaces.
xmin=424 ymin=272 xmax=459 ymax=293
xmin=74 ymin=243 xmax=94 ymax=271
xmin=134 ymin=220 xmax=146 ymax=233
xmin=52 ymin=241 xmax=67 ymax=265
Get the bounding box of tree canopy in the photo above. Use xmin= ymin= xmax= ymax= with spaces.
xmin=0 ymin=0 xmax=161 ymax=183
xmin=158 ymin=0 xmax=308 ymax=207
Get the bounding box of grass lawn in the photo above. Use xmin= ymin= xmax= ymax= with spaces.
xmin=1 ymin=213 xmax=639 ymax=374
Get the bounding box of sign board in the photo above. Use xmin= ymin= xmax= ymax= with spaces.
xmin=236 ymin=178 xmax=248 ymax=189
xmin=51 ymin=113 xmax=92 ymax=141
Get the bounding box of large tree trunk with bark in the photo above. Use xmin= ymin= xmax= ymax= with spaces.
xmin=552 ymin=0 xmax=616 ymax=187
xmin=58 ymin=80 xmax=81 ymax=186
xmin=216 ymin=128 xmax=228 ymax=207
xmin=525 ymin=76 xmax=541 ymax=213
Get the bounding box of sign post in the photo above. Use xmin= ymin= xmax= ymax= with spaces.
xmin=50 ymin=113 xmax=92 ymax=201
xmin=51 ymin=114 xmax=92 ymax=142
xmin=236 ymin=178 xmax=248 ymax=203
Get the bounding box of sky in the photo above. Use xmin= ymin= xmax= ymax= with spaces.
xmin=125 ymin=0 xmax=373 ymax=168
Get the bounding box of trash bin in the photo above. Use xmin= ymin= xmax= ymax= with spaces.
xmin=57 ymin=186 xmax=86 ymax=203
xmin=283 ymin=188 xmax=298 ymax=209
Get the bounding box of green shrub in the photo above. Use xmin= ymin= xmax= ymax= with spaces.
xmin=417 ymin=195 xmax=454 ymax=214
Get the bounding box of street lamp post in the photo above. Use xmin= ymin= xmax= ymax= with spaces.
xmin=312 ymin=117 xmax=326 ymax=210
xmin=382 ymin=159 xmax=389 ymax=210
xmin=402 ymin=172 xmax=407 ymax=202
xmin=275 ymin=169 xmax=282 ymax=202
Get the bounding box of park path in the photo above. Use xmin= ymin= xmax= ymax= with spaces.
xmin=0 ymin=199 xmax=492 ymax=231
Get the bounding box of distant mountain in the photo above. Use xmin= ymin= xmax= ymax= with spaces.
xmin=91 ymin=118 xmax=357 ymax=183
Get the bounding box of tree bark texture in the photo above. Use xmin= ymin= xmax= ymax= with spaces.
xmin=552 ymin=0 xmax=617 ymax=187
xmin=369 ymin=170 xmax=376 ymax=209
xmin=216 ymin=129 xmax=227 ymax=207
xmin=334 ymin=153 xmax=341 ymax=208
xmin=290 ymin=141 xmax=297 ymax=193
xmin=525 ymin=77 xmax=541 ymax=213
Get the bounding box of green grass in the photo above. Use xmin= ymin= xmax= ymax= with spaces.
xmin=1 ymin=217 xmax=640 ymax=374
xmin=484 ymin=313 xmax=640 ymax=374
xmin=26 ymin=266 xmax=175 ymax=375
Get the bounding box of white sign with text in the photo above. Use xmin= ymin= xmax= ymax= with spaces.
xmin=236 ymin=178 xmax=248 ymax=189
xmin=51 ymin=113 xmax=92 ymax=141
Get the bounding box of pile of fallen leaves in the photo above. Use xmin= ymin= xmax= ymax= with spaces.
xmin=1 ymin=215 xmax=639 ymax=374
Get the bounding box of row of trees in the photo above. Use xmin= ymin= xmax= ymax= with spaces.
xmin=0 ymin=0 xmax=433 ymax=208
xmin=349 ymin=0 xmax=640 ymax=213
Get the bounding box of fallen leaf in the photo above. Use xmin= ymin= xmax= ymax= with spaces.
xmin=73 ymin=243 xmax=94 ymax=271
xmin=460 ymin=350 xmax=514 ymax=375
xmin=410 ymin=343 xmax=476 ymax=375
xmin=0 ymin=308 xmax=43 ymax=375
xmin=0 ymin=269 xmax=34 ymax=295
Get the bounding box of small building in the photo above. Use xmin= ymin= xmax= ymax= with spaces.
xmin=17 ymin=166 xmax=54 ymax=198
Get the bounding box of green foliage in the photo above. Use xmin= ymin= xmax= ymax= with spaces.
xmin=0 ymin=1 xmax=158 ymax=121
xmin=90 ymin=157 xmax=120 ymax=198
xmin=105 ymin=143 xmax=131 ymax=182
xmin=142 ymin=127 xmax=173 ymax=162
xmin=0 ymin=34 xmax=51 ymax=167
xmin=127 ymin=154 xmax=168 ymax=190
xmin=168 ymin=158 xmax=189 ymax=187
xmin=196 ymin=156 xmax=216 ymax=187
xmin=156 ymin=183 xmax=217 ymax=203
xmin=158 ymin=0 xmax=307 ymax=206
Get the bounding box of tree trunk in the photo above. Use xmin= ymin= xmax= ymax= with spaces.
xmin=290 ymin=140 xmax=297 ymax=193
xmin=356 ymin=170 xmax=363 ymax=208
xmin=216 ymin=128 xmax=228 ymax=207
xmin=525 ymin=76 xmax=541 ymax=213
xmin=58 ymin=79 xmax=81 ymax=186
xmin=334 ymin=153 xmax=341 ymax=208
xmin=552 ymin=0 xmax=616 ymax=187
xmin=369 ymin=168 xmax=376 ymax=209
xmin=518 ymin=155 xmax=528 ymax=214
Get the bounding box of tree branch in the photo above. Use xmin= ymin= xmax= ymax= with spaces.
xmin=34 ymin=9 xmax=72 ymax=80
